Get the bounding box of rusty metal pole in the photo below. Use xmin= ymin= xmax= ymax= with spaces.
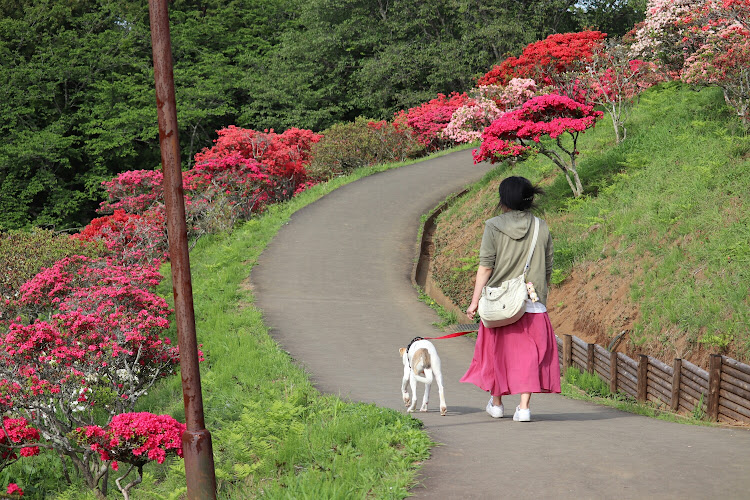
xmin=148 ymin=1 xmax=217 ymax=498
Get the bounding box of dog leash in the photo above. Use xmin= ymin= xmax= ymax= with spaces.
xmin=407 ymin=327 xmax=478 ymax=352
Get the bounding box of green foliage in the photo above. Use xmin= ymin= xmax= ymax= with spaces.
xmin=563 ymin=366 xmax=612 ymax=398
xmin=308 ymin=117 xmax=423 ymax=180
xmin=0 ymin=228 xmax=96 ymax=302
xmin=692 ymin=393 xmax=706 ymax=421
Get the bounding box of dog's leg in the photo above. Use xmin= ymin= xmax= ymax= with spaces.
xmin=407 ymin=375 xmax=418 ymax=413
xmin=401 ymin=364 xmax=411 ymax=407
xmin=433 ymin=362 xmax=447 ymax=416
xmin=420 ymin=370 xmax=431 ymax=412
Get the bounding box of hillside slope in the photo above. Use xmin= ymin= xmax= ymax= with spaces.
xmin=431 ymin=83 xmax=750 ymax=368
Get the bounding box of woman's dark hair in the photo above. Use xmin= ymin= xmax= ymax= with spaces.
xmin=497 ymin=176 xmax=544 ymax=211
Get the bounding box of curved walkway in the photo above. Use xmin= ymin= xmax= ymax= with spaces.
xmin=252 ymin=150 xmax=750 ymax=499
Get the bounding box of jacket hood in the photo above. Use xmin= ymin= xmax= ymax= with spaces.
xmin=486 ymin=210 xmax=532 ymax=240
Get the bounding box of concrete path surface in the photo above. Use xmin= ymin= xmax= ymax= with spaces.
xmin=252 ymin=150 xmax=750 ymax=499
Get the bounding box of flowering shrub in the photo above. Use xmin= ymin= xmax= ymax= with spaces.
xmin=679 ymin=1 xmax=750 ymax=127
xmin=394 ymin=93 xmax=473 ymax=150
xmin=628 ymin=0 xmax=703 ymax=76
xmin=477 ymin=31 xmax=607 ymax=87
xmin=194 ymin=125 xmax=322 ymax=193
xmin=442 ymin=96 xmax=503 ymax=144
xmin=0 ymin=255 xmax=181 ymax=496
xmin=444 ymin=79 xmax=542 ymax=145
xmin=6 ymin=483 xmax=23 ymax=497
xmin=0 ymin=417 xmax=39 ymax=474
xmin=576 ymin=42 xmax=664 ymax=142
xmin=77 ymin=413 xmax=185 ymax=499
xmin=474 ymin=94 xmax=603 ymax=197
xmin=0 ymin=229 xmax=93 ymax=305
xmin=73 ymin=209 xmax=168 ymax=266
xmin=99 ymin=170 xmax=164 ymax=215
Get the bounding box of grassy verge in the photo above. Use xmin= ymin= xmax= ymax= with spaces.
xmin=431 ymin=82 xmax=750 ymax=362
xmin=18 ymin=146 xmax=477 ymax=499
xmin=135 ymin=151 xmax=480 ymax=498
xmin=561 ymin=367 xmax=716 ymax=427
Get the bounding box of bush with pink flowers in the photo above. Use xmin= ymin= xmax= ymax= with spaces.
xmin=394 ymin=93 xmax=473 ymax=150
xmin=474 ymin=94 xmax=603 ymax=197
xmin=76 ymin=413 xmax=185 ymax=500
xmin=0 ymin=255 xmax=184 ymax=497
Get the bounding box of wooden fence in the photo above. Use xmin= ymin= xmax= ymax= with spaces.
xmin=557 ymin=334 xmax=750 ymax=425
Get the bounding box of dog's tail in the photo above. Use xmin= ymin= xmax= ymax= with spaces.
xmin=412 ymin=348 xmax=434 ymax=384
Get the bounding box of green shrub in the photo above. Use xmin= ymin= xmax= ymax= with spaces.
xmin=308 ymin=117 xmax=423 ymax=180
xmin=0 ymin=228 xmax=96 ymax=302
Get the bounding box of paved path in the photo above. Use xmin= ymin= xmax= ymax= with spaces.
xmin=252 ymin=150 xmax=750 ymax=499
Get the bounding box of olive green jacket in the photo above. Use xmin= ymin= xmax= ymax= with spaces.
xmin=479 ymin=210 xmax=554 ymax=306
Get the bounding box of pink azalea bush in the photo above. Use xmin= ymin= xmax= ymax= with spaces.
xmin=6 ymin=483 xmax=23 ymax=497
xmin=628 ymin=0 xmax=703 ymax=76
xmin=443 ymin=79 xmax=540 ymax=144
xmin=0 ymin=255 xmax=183 ymax=495
xmin=474 ymin=94 xmax=603 ymax=197
xmin=679 ymin=1 xmax=750 ymax=127
xmin=76 ymin=413 xmax=185 ymax=499
xmin=394 ymin=92 xmax=473 ymax=150
xmin=442 ymin=96 xmax=502 ymax=144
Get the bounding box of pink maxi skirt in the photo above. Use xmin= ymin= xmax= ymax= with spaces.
xmin=460 ymin=312 xmax=561 ymax=396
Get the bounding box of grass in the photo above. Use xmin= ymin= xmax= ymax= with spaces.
xmin=13 ymin=147 xmax=485 ymax=499
xmin=432 ymin=82 xmax=750 ymax=362
xmin=561 ymin=367 xmax=716 ymax=427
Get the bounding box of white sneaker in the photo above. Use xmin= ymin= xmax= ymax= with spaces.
xmin=513 ymin=405 xmax=531 ymax=422
xmin=486 ymin=398 xmax=504 ymax=418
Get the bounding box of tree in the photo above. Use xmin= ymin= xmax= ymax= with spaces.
xmin=578 ymin=41 xmax=663 ymax=142
xmin=679 ymin=1 xmax=750 ymax=127
xmin=473 ymin=94 xmax=603 ymax=197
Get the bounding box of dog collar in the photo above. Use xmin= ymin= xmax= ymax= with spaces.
xmin=405 ymin=336 xmax=423 ymax=368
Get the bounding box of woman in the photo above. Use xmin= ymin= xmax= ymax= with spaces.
xmin=460 ymin=176 xmax=561 ymax=421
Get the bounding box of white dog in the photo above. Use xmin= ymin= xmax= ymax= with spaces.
xmin=399 ymin=338 xmax=447 ymax=415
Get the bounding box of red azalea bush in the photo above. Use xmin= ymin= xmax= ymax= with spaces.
xmin=194 ymin=125 xmax=322 ymax=193
xmin=474 ymin=94 xmax=603 ymax=197
xmin=73 ymin=209 xmax=168 ymax=266
xmin=79 ymin=413 xmax=185 ymax=468
xmin=477 ymin=31 xmax=607 ymax=87
xmin=394 ymin=92 xmax=473 ymax=150
xmin=0 ymin=417 xmax=40 ymax=471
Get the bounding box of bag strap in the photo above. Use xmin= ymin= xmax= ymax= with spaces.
xmin=522 ymin=217 xmax=540 ymax=281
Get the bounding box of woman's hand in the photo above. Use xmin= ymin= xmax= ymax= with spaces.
xmin=466 ymin=301 xmax=478 ymax=321
xmin=467 ymin=266 xmax=492 ymax=321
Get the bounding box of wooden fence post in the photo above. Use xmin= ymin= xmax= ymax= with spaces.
xmin=708 ymin=354 xmax=722 ymax=421
xmin=587 ymin=343 xmax=595 ymax=374
xmin=671 ymin=358 xmax=682 ymax=412
xmin=563 ymin=335 xmax=572 ymax=373
xmin=609 ymin=350 xmax=618 ymax=394
xmin=637 ymin=354 xmax=649 ymax=403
